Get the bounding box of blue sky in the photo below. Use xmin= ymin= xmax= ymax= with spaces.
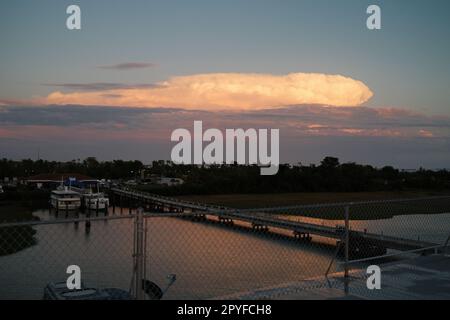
xmin=0 ymin=0 xmax=450 ymax=167
xmin=1 ymin=0 xmax=450 ymax=113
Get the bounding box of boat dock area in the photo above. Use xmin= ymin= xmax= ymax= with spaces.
xmin=213 ymin=254 xmax=450 ymax=300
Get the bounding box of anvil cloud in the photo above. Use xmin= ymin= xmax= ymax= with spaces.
xmin=41 ymin=73 xmax=373 ymax=110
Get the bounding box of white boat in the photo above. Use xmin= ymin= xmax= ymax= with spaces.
xmin=43 ymin=282 xmax=132 ymax=300
xmin=50 ymin=187 xmax=81 ymax=211
xmin=84 ymin=192 xmax=109 ymax=210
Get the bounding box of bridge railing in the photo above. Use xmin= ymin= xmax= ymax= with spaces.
xmin=113 ymin=187 xmax=450 ymax=250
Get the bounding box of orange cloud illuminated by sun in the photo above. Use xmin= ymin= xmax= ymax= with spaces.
xmin=40 ymin=73 xmax=373 ymax=110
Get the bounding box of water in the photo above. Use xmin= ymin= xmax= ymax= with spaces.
xmin=0 ymin=208 xmax=336 ymax=300
xmin=281 ymin=214 xmax=450 ymax=244
xmin=1 ymin=208 xmax=448 ymax=299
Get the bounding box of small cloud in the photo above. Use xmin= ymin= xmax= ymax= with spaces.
xmin=0 ymin=104 xmax=176 ymax=127
xmin=0 ymin=98 xmax=36 ymax=106
xmin=97 ymin=62 xmax=156 ymax=70
xmin=307 ymin=124 xmax=328 ymax=129
xmin=419 ymin=129 xmax=434 ymax=138
xmin=42 ymin=83 xmax=158 ymax=92
xmin=340 ymin=128 xmax=364 ymax=134
xmin=101 ymin=93 xmax=123 ymax=99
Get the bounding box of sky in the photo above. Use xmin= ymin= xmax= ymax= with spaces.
xmin=0 ymin=0 xmax=450 ymax=168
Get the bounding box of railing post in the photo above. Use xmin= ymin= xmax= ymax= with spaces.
xmin=444 ymin=233 xmax=450 ymax=255
xmin=134 ymin=207 xmax=145 ymax=300
xmin=344 ymin=205 xmax=350 ymax=279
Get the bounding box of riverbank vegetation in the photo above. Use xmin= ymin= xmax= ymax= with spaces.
xmin=175 ymin=191 xmax=447 ymax=209
xmin=0 ymin=186 xmax=43 ymax=255
xmin=0 ymin=202 xmax=37 ymax=256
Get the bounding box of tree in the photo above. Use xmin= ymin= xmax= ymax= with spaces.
xmin=320 ymin=157 xmax=340 ymax=168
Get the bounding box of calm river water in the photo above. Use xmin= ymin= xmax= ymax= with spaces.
xmin=0 ymin=208 xmax=449 ymax=299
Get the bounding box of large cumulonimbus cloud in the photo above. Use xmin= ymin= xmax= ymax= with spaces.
xmin=41 ymin=73 xmax=373 ymax=110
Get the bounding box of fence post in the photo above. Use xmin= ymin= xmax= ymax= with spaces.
xmin=134 ymin=207 xmax=145 ymax=300
xmin=344 ymin=205 xmax=350 ymax=279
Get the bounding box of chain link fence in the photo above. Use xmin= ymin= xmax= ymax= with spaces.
xmin=0 ymin=193 xmax=449 ymax=300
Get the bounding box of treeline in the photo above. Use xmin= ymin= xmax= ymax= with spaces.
xmin=1 ymin=157 xmax=450 ymax=194
xmin=0 ymin=157 xmax=144 ymax=180
xmin=150 ymin=157 xmax=450 ymax=195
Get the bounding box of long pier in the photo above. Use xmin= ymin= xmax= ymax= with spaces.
xmin=109 ymin=188 xmax=440 ymax=257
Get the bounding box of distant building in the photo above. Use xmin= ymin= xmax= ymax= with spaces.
xmin=2 ymin=177 xmax=19 ymax=187
xmin=26 ymin=173 xmax=99 ymax=189
xmin=158 ymin=177 xmax=184 ymax=187
xmin=140 ymin=175 xmax=184 ymax=187
xmin=401 ymin=169 xmax=419 ymax=173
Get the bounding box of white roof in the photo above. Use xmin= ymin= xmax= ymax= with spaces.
xmin=51 ymin=190 xmax=80 ymax=195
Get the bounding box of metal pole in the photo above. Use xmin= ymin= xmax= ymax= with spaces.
xmin=344 ymin=205 xmax=350 ymax=279
xmin=143 ymin=217 xmax=148 ymax=292
xmin=325 ymin=241 xmax=342 ymax=278
xmin=134 ymin=207 xmax=144 ymax=300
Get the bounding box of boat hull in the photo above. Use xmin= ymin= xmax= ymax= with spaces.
xmin=50 ymin=198 xmax=81 ymax=211
xmin=84 ymin=199 xmax=109 ymax=210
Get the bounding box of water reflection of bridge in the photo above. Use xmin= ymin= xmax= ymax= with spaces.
xmin=109 ymin=188 xmax=447 ymax=258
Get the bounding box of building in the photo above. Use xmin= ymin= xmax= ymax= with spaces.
xmin=26 ymin=173 xmax=99 ymax=189
xmin=158 ymin=177 xmax=184 ymax=187
xmin=140 ymin=175 xmax=184 ymax=187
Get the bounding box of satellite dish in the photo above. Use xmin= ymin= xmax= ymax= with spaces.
xmin=141 ymin=280 xmax=163 ymax=300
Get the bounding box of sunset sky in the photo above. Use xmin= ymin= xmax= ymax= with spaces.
xmin=1 ymin=0 xmax=450 ymax=168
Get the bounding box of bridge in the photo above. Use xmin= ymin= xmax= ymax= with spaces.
xmin=108 ymin=188 xmax=444 ymax=258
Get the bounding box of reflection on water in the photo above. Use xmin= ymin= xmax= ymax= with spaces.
xmin=281 ymin=213 xmax=450 ymax=244
xmin=0 ymin=208 xmax=337 ymax=300
xmin=1 ymin=207 xmax=448 ymax=299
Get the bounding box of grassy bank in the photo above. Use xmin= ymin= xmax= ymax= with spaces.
xmin=3 ymin=189 xmax=50 ymax=210
xmin=0 ymin=202 xmax=38 ymax=256
xmin=0 ymin=202 xmax=37 ymax=223
xmin=176 ymin=191 xmax=450 ymax=220
xmin=176 ymin=191 xmax=447 ymax=208
xmin=0 ymin=190 xmax=44 ymax=256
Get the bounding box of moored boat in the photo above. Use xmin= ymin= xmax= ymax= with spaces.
xmin=50 ymin=187 xmax=81 ymax=211
xmin=43 ymin=282 xmax=132 ymax=300
xmin=84 ymin=191 xmax=109 ymax=210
